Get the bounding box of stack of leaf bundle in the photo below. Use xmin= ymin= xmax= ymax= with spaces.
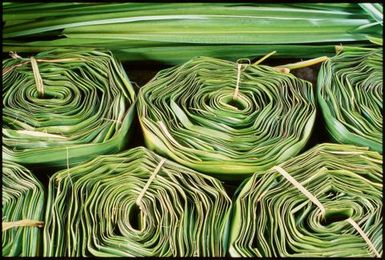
xmin=2 ymin=49 xmax=136 ymax=167
xmin=2 ymin=161 xmax=45 ymax=256
xmin=229 ymin=143 xmax=382 ymax=257
xmin=317 ymin=47 xmax=383 ymax=153
xmin=137 ymin=56 xmax=316 ymax=179
xmin=2 ymin=3 xmax=382 ymax=64
xmin=43 ymin=147 xmax=232 ymax=257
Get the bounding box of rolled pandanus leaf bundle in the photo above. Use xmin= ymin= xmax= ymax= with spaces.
xmin=318 ymin=47 xmax=383 ymax=153
xmin=229 ymin=143 xmax=382 ymax=257
xmin=44 ymin=147 xmax=232 ymax=257
xmin=138 ymin=56 xmax=316 ymax=179
xmin=2 ymin=161 xmax=45 ymax=256
xmin=2 ymin=49 xmax=136 ymax=167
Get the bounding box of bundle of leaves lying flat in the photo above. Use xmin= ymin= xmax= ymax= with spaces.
xmin=318 ymin=47 xmax=383 ymax=153
xmin=2 ymin=161 xmax=45 ymax=256
xmin=138 ymin=56 xmax=316 ymax=179
xmin=44 ymin=147 xmax=232 ymax=257
xmin=2 ymin=49 xmax=136 ymax=167
xmin=3 ymin=3 xmax=382 ymax=64
xmin=229 ymin=143 xmax=382 ymax=257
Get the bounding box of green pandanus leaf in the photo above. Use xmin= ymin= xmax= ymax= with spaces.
xmin=137 ymin=56 xmax=316 ymax=179
xmin=317 ymin=47 xmax=383 ymax=152
xmin=2 ymin=49 xmax=136 ymax=167
xmin=3 ymin=3 xmax=382 ymax=64
xmin=230 ymin=143 xmax=382 ymax=257
xmin=43 ymin=147 xmax=232 ymax=257
xmin=2 ymin=161 xmax=45 ymax=256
